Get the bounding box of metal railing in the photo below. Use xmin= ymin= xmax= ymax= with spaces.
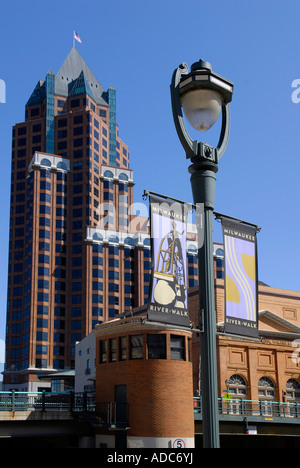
xmin=0 ymin=391 xmax=96 ymax=413
xmin=1 ymin=391 xmax=300 ymax=422
xmin=94 ymin=402 xmax=129 ymax=427
xmin=194 ymin=396 xmax=300 ymax=419
xmin=0 ymin=391 xmax=128 ymax=427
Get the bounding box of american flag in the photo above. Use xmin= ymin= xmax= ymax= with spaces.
xmin=74 ymin=31 xmax=82 ymax=44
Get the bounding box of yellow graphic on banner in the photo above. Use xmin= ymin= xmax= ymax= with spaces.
xmin=241 ymin=253 xmax=256 ymax=281
xmin=225 ymin=275 xmax=240 ymax=303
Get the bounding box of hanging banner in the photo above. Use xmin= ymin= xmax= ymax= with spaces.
xmin=222 ymin=217 xmax=259 ymax=338
xmin=147 ymin=195 xmax=190 ymax=327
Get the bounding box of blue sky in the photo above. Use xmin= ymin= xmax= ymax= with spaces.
xmin=1 ymin=0 xmax=300 ymax=361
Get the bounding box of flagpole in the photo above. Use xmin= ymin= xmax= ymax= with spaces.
xmin=73 ymin=31 xmax=75 ymax=48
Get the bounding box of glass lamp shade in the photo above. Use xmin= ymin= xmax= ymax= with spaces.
xmin=181 ymin=88 xmax=222 ymax=131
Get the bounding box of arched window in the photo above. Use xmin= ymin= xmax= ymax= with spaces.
xmin=143 ymin=238 xmax=150 ymax=246
xmin=104 ymin=170 xmax=114 ymax=179
xmin=188 ymin=244 xmax=197 ymax=253
xmin=286 ymin=379 xmax=300 ymax=402
xmin=216 ymin=248 xmax=224 ymax=256
xmin=119 ymin=173 xmax=128 ymax=181
xmin=226 ymin=374 xmax=247 ymax=398
xmin=258 ymin=377 xmax=276 ymax=416
xmin=258 ymin=377 xmax=275 ymax=399
xmin=109 ymin=235 xmax=119 ymax=244
xmin=92 ymin=232 xmax=103 ymax=241
xmin=124 ymin=237 xmax=134 ymax=246
xmin=40 ymin=158 xmax=51 ymax=167
xmin=57 ymin=161 xmax=68 ymax=170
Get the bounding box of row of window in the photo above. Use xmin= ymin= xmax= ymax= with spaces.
xmin=99 ymin=333 xmax=190 ymax=363
xmin=224 ymin=374 xmax=300 ymax=401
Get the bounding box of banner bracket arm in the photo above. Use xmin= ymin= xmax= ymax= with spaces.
xmin=143 ymin=189 xmax=194 ymax=210
xmin=144 ymin=191 xmax=261 ymax=232
xmin=214 ymin=211 xmax=261 ymax=233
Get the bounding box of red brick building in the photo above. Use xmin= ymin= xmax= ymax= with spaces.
xmin=94 ymin=315 xmax=194 ymax=448
xmin=93 ymin=279 xmax=300 ymax=448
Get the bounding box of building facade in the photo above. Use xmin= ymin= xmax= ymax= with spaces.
xmin=4 ymin=47 xmax=136 ymax=389
xmin=75 ymin=332 xmax=96 ymax=393
xmin=94 ymin=316 xmax=194 ymax=448
xmin=3 ymin=48 xmax=203 ymax=390
xmin=190 ymin=280 xmax=300 ymax=406
xmin=93 ymin=279 xmax=300 ymax=448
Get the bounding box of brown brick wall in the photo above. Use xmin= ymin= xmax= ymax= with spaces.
xmin=95 ymin=323 xmax=194 ymax=438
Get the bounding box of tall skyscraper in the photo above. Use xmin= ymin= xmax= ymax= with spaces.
xmin=3 ymin=48 xmax=219 ymax=391
xmin=4 ymin=48 xmax=148 ymax=390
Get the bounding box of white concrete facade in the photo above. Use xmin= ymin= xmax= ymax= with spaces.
xmin=75 ymin=332 xmax=96 ymax=393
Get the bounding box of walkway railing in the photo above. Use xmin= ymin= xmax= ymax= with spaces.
xmin=1 ymin=392 xmax=300 ymax=422
xmin=194 ymin=396 xmax=300 ymax=419
xmin=0 ymin=391 xmax=128 ymax=427
xmin=0 ymin=391 xmax=95 ymax=413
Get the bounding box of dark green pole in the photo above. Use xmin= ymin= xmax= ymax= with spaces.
xmin=189 ymin=159 xmax=220 ymax=448
xmin=170 ymin=59 xmax=233 ymax=448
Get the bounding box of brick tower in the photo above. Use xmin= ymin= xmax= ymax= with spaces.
xmin=94 ymin=314 xmax=195 ymax=448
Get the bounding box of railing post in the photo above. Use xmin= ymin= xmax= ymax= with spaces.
xmin=108 ymin=402 xmax=111 ymax=425
xmin=11 ymin=390 xmax=15 ymax=412
xmin=83 ymin=391 xmax=87 ymax=412
xmin=42 ymin=390 xmax=46 ymax=412
xmin=69 ymin=391 xmax=74 ymax=412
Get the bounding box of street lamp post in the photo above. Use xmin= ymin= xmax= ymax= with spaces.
xmin=170 ymin=60 xmax=233 ymax=448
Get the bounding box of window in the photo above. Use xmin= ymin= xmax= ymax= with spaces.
xmin=109 ymin=338 xmax=117 ymax=362
xmin=119 ymin=336 xmax=127 ymax=361
xmin=104 ymin=180 xmax=113 ymax=190
xmin=109 ymin=258 xmax=119 ymax=267
xmin=226 ymin=374 xmax=247 ymax=397
xmin=258 ymin=376 xmax=276 ymax=416
xmin=37 ymin=318 xmax=48 ymax=328
xmin=36 ymin=345 xmax=47 ymax=355
xmin=58 ymin=118 xmax=67 ymax=127
xmin=147 ymin=334 xmax=166 ymax=359
xmin=71 ymin=98 xmax=80 ymax=108
xmin=40 ymin=158 xmax=51 ymax=167
xmin=73 ymin=126 xmax=83 ymax=136
xmin=170 ymin=335 xmax=185 ymax=360
xmin=74 ymin=115 xmax=83 ymax=124
xmin=104 ymin=191 xmax=113 ymax=201
xmin=258 ymin=377 xmax=275 ymax=399
xmin=99 ymin=340 xmax=107 ymax=363
xmin=286 ymin=379 xmax=300 ymax=416
xmin=286 ymin=379 xmax=300 ymax=401
xmin=103 ymin=170 xmax=113 ymax=178
xmin=57 ymin=100 xmax=65 ymax=109
xmin=130 ymin=334 xmax=143 ymax=359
